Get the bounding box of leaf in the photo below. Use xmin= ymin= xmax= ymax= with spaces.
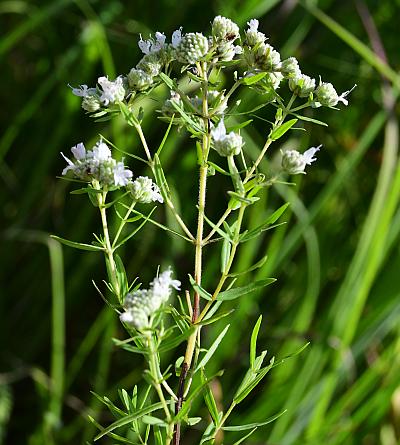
xmin=114 ymin=207 xmax=156 ymax=249
xmin=195 ymin=309 xmax=234 ymax=326
xmin=156 ymin=114 xmax=174 ymax=156
xmin=241 ymin=72 xmax=267 ymax=85
xmin=234 ymin=357 xmax=275 ymax=404
xmin=217 ymin=279 xmax=276 ymax=301
xmin=158 ymin=326 xmax=196 ymax=353
xmin=270 ymin=119 xmax=298 ymax=141
xmin=220 ymin=237 xmax=231 ymax=273
xmin=94 ymin=402 xmax=165 ymax=440
xmin=142 ymin=415 xmax=167 ymax=426
xmin=291 ymin=113 xmax=328 ymax=127
xmin=195 ymin=325 xmax=230 ymax=373
xmin=189 ymin=274 xmax=212 ymax=301
xmin=201 ymin=369 xmax=220 ymax=425
xmin=250 ymin=315 xmax=262 ymax=370
xmin=239 ymin=203 xmax=289 ymax=242
xmin=186 ymin=417 xmax=202 ymax=426
xmin=50 ymin=235 xmax=103 ymax=252
xmin=203 ymin=213 xmax=232 ymax=242
xmin=222 ymin=410 xmax=286 ymax=431
xmin=231 ymin=428 xmax=257 ymax=445
xmin=115 ymin=254 xmax=128 ymax=295
xmin=158 ymin=72 xmax=175 ymax=89
xmin=228 ymin=255 xmax=268 ymax=278
xmin=153 ymin=154 xmax=171 ymax=199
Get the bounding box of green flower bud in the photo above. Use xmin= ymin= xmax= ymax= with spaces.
xmin=81 ymin=94 xmax=101 ymax=112
xmin=280 ymin=57 xmax=301 ymax=79
xmin=212 ymin=16 xmax=240 ymax=42
xmin=175 ymin=32 xmax=209 ymax=64
xmin=289 ymin=74 xmax=316 ymax=98
xmin=136 ymin=53 xmax=163 ymax=77
xmin=245 ymin=19 xmax=266 ymax=47
xmin=127 ymin=68 xmax=154 ymax=91
xmin=315 ymin=82 xmax=339 ymax=107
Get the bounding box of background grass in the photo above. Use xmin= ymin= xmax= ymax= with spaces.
xmin=1 ymin=0 xmax=400 ymax=444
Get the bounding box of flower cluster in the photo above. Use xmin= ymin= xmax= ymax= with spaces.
xmin=128 ymin=176 xmax=163 ymax=203
xmin=61 ymin=140 xmax=132 ymax=187
xmin=211 ymin=119 xmax=243 ymax=157
xmin=120 ymin=268 xmax=181 ymax=329
xmin=281 ymin=145 xmax=322 ymax=175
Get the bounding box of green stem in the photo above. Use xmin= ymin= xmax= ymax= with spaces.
xmin=98 ymin=191 xmax=120 ymax=300
xmin=112 ymin=200 xmax=136 ymax=248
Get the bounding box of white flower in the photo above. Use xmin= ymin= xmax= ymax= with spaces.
xmin=97 ymin=76 xmax=125 ymax=105
xmin=128 ymin=176 xmax=163 ymax=203
xmin=211 ymin=119 xmax=243 ymax=156
xmin=113 ymin=162 xmax=133 ymax=186
xmin=172 ymin=27 xmax=182 ymax=48
xmin=71 ymin=84 xmax=97 ymax=97
xmin=247 ymin=19 xmax=259 ymax=31
xmin=138 ymin=32 xmax=167 ymax=54
xmin=92 ymin=141 xmax=112 ymax=161
xmin=281 ymin=145 xmax=321 ymax=174
xmin=119 ymin=268 xmax=180 ymax=329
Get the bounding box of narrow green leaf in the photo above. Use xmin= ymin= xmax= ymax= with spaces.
xmin=239 ymin=203 xmax=289 ymax=242
xmin=201 ymin=369 xmax=220 ymax=425
xmin=231 ymin=428 xmax=257 ymax=445
xmin=195 ymin=309 xmax=234 ymax=326
xmin=228 ymin=255 xmax=268 ymax=277
xmin=186 ymin=417 xmax=202 ymax=426
xmin=270 ymin=119 xmax=298 ymax=141
xmin=223 ymin=410 xmax=286 ymax=431
xmin=234 ymin=357 xmax=275 ymax=404
xmin=94 ymin=402 xmax=165 ymax=440
xmin=217 ymin=279 xmax=276 ymax=301
xmin=189 ymin=274 xmax=212 ymax=301
xmin=242 ymin=72 xmax=267 ymax=85
xmin=220 ymin=237 xmax=231 ymax=273
xmin=156 ymin=114 xmax=174 ymax=156
xmin=50 ymin=235 xmax=103 ymax=252
xmin=203 ymin=213 xmax=232 ymax=242
xmin=154 ymin=153 xmax=171 ymax=199
xmin=291 ymin=112 xmax=328 ymax=126
xmin=195 ymin=325 xmax=230 ymax=373
xmin=158 ymin=72 xmax=175 ymax=89
xmin=250 ymin=316 xmax=262 ymax=370
xmin=142 ymin=415 xmax=167 ymax=426
xmin=158 ymin=326 xmax=195 ymax=353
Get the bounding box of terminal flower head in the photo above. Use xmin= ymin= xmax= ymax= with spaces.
xmin=211 ymin=119 xmax=243 ymax=157
xmin=281 ymin=145 xmax=322 ymax=175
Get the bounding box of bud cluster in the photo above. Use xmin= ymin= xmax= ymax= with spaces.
xmin=120 ymin=268 xmax=181 ymax=329
xmin=61 ymin=140 xmax=132 ymax=187
xmin=211 ymin=119 xmax=243 ymax=157
xmin=128 ymin=176 xmax=163 ymax=203
xmin=281 ymin=146 xmax=321 ymax=175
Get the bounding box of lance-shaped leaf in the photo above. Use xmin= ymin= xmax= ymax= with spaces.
xmin=194 ymin=325 xmax=230 ymax=373
xmin=217 ymin=279 xmax=276 ymax=301
xmin=50 ymin=235 xmax=104 ymax=252
xmin=227 ymin=255 xmax=268 ymax=278
xmin=270 ymin=118 xmax=298 ymax=141
xmin=201 ymin=369 xmax=220 ymax=425
xmin=250 ymin=315 xmax=262 ymax=370
xmin=189 ymin=274 xmax=212 ymax=300
xmin=222 ymin=410 xmax=287 ymax=431
xmin=239 ymin=203 xmax=290 ymax=242
xmin=241 ymin=72 xmax=267 ymax=85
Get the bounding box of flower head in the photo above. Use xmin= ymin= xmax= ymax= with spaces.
xmin=174 ymin=32 xmax=209 ymax=64
xmin=289 ymin=74 xmax=316 ymax=98
xmin=315 ymin=82 xmax=356 ymax=107
xmin=97 ymin=76 xmax=126 ymax=105
xmin=119 ymin=268 xmax=181 ymax=330
xmin=281 ymin=145 xmax=321 ymax=175
xmin=211 ymin=119 xmax=243 ymax=157
xmin=128 ymin=176 xmax=163 ymax=203
xmin=245 ymin=18 xmax=266 ymax=47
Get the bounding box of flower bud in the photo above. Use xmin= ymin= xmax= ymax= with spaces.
xmin=212 ymin=16 xmax=240 ymax=42
xmin=174 ymin=32 xmax=209 ymax=64
xmin=281 ymin=146 xmax=321 ymax=175
xmin=211 ymin=120 xmax=243 ymax=156
xmin=247 ymin=43 xmax=281 ymax=71
xmin=315 ymin=82 xmax=356 ymax=107
xmin=128 ymin=176 xmax=163 ymax=203
xmin=289 ymin=74 xmax=316 ymax=98
xmin=280 ymin=57 xmax=301 ymax=79
xmin=127 ymin=68 xmax=154 ymax=91
xmin=81 ymin=94 xmax=102 ymax=112
xmin=136 ymin=53 xmax=163 ymax=77
xmin=245 ymin=19 xmax=266 ymax=47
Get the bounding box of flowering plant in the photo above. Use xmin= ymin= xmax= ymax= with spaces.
xmin=55 ymin=15 xmax=352 ymax=445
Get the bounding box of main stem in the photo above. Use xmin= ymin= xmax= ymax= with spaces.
xmin=173 ymin=62 xmax=210 ymax=445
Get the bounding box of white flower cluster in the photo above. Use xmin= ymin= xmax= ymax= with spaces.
xmin=61 ymin=140 xmax=132 ymax=187
xmin=211 ymin=119 xmax=243 ymax=157
xmin=211 ymin=16 xmax=242 ymax=62
xmin=128 ymin=176 xmax=163 ymax=203
xmin=281 ymin=145 xmax=322 ymax=174
xmin=120 ymin=268 xmax=181 ymax=329
xmin=72 ymin=76 xmax=126 ymax=111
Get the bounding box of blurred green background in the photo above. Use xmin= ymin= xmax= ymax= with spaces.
xmin=1 ymin=0 xmax=400 ymax=444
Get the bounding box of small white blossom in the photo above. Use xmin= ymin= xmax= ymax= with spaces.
xmin=315 ymin=82 xmax=356 ymax=107
xmin=247 ymin=19 xmax=259 ymax=31
xmin=71 ymin=84 xmax=96 ymax=97
xmin=119 ymin=268 xmax=180 ymax=330
xmin=281 ymin=145 xmax=321 ymax=174
xmin=139 ymin=32 xmax=167 ymax=54
xmin=71 ymin=142 xmax=86 ymax=160
xmin=128 ymin=176 xmax=163 ymax=203
xmin=211 ymin=119 xmax=243 ymax=157
xmin=114 ymin=162 xmax=133 ymax=186
xmin=92 ymin=141 xmax=112 ymax=161
xmin=97 ymin=76 xmax=126 ymax=105
xmin=172 ymin=28 xmax=182 ymax=48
